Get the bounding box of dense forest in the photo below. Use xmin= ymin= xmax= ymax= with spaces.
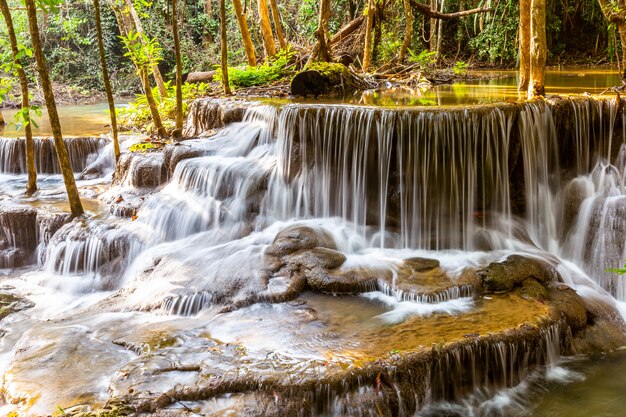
xmin=0 ymin=0 xmax=621 ymax=97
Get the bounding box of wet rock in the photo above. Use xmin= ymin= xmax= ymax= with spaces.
xmin=0 ymin=206 xmax=45 ymax=268
xmin=560 ymin=178 xmax=590 ymax=238
xmin=183 ymin=98 xmax=249 ymax=137
xmin=306 ymin=268 xmax=379 ymax=294
xmin=403 ymin=257 xmax=440 ymax=272
xmin=283 ymin=247 xmax=346 ymax=270
xmin=265 ymin=225 xmax=337 ymax=257
xmin=478 ymin=255 xmax=557 ymax=293
xmin=3 ymin=325 xmax=133 ymax=414
xmin=113 ymin=152 xmax=167 ymax=188
xmin=163 ymin=142 xmax=205 ymax=177
xmin=549 ymin=284 xmax=588 ymax=332
xmin=518 ymin=278 xmax=549 ymax=301
xmin=0 ymin=293 xmax=33 ymax=320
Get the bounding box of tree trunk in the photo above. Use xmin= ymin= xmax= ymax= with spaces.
xmin=172 ymin=0 xmax=184 ymax=137
xmin=307 ymin=0 xmax=331 ymax=64
xmin=618 ymin=23 xmax=626 ymax=78
xmin=268 ymin=0 xmax=287 ymax=49
xmin=24 ymin=0 xmax=83 ymax=216
xmin=220 ymin=0 xmax=232 ymax=94
xmin=124 ymin=0 xmax=169 ymax=98
xmin=528 ymin=0 xmax=546 ymax=98
xmin=519 ymin=0 xmax=531 ymax=91
xmin=372 ymin=2 xmax=383 ymax=63
xmin=257 ymin=0 xmax=276 ymax=58
xmin=0 ymin=0 xmax=37 ymax=195
xmin=362 ymin=0 xmax=375 ymax=71
xmin=142 ymin=68 xmax=168 ymax=137
xmin=399 ymin=0 xmax=414 ymax=63
xmin=436 ymin=0 xmax=444 ymax=57
xmin=233 ymin=0 xmax=257 ymax=66
xmin=204 ymin=0 xmax=213 ymax=43
xmin=430 ymin=0 xmax=437 ymax=51
xmin=94 ymin=0 xmax=120 ymax=162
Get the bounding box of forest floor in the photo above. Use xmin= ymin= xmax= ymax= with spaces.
xmin=0 ymin=82 xmax=106 ymax=109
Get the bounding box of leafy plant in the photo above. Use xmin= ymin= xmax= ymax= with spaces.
xmin=117 ymin=81 xmax=209 ymax=133
xmin=129 ymin=142 xmax=155 ymax=152
xmin=407 ymin=49 xmax=438 ymax=68
xmin=119 ymin=30 xmax=162 ymax=70
xmin=214 ymin=48 xmax=296 ymax=89
xmin=453 ymin=60 xmax=469 ymax=75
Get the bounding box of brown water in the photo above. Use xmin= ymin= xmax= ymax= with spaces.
xmin=0 ymin=103 xmax=113 ymax=138
xmin=290 ymin=67 xmax=623 ymax=107
xmin=525 ymin=353 xmax=626 ymax=417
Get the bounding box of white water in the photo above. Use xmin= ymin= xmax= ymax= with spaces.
xmin=0 ymin=98 xmax=625 ymax=415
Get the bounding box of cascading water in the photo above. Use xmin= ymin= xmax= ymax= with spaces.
xmin=1 ymin=97 xmax=626 ymax=416
xmin=0 ymin=136 xmax=108 ymax=174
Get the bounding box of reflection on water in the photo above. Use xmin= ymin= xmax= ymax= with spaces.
xmin=525 ymin=353 xmax=626 ymax=417
xmin=0 ymin=103 xmax=114 ymax=138
xmin=291 ymin=67 xmax=624 ymax=107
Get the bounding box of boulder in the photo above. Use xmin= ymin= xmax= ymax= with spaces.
xmin=478 ymin=255 xmax=557 ymax=293
xmin=265 ymin=225 xmax=337 ymax=257
xmin=291 ymin=62 xmax=374 ymax=97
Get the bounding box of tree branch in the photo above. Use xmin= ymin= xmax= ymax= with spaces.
xmin=409 ymin=0 xmax=492 ymax=20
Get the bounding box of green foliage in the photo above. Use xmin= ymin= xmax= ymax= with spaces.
xmin=453 ymin=60 xmax=468 ymax=75
xmin=215 ymin=48 xmax=296 ymax=89
xmin=0 ymin=77 xmax=14 ymax=103
xmin=119 ymin=30 xmax=162 ymax=71
xmin=14 ymin=105 xmax=42 ymax=129
xmin=117 ymin=81 xmax=209 ymax=132
xmin=407 ymin=50 xmax=438 ymax=69
xmin=606 ymin=261 xmax=626 ymax=275
xmin=129 ymin=142 xmax=156 ymax=152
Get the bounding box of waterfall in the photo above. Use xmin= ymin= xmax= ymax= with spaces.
xmin=267 ymin=104 xmax=517 ymax=250
xmin=0 ymin=136 xmax=108 ymax=174
xmin=3 ymin=97 xmax=626 ymax=416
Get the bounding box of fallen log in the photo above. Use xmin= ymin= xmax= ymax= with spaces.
xmin=184 ymin=71 xmax=216 ymax=84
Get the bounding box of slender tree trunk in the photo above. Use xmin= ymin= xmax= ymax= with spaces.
xmin=528 ymin=0 xmax=546 ymax=97
xmin=372 ymin=2 xmax=383 ymax=63
xmin=519 ymin=0 xmax=531 ymax=91
xmin=399 ymin=0 xmax=414 ymax=63
xmin=619 ymin=24 xmax=626 ymax=78
xmin=233 ymin=0 xmax=257 ymax=66
xmin=268 ymin=0 xmax=287 ymax=49
xmin=204 ymin=0 xmax=213 ymax=43
xmin=141 ymin=68 xmax=168 ymax=137
xmin=430 ymin=0 xmax=437 ymax=51
xmin=108 ymin=0 xmax=166 ymax=136
xmin=436 ymin=0 xmax=444 ymax=56
xmin=597 ymin=0 xmax=626 ymax=77
xmin=307 ymin=0 xmax=331 ymax=64
xmin=0 ymin=0 xmax=37 ymax=195
xmin=94 ymin=0 xmax=120 ymax=162
xmin=172 ymin=0 xmax=184 ymax=137
xmin=124 ymin=0 xmax=169 ymax=98
xmin=0 ymin=111 xmax=4 ymax=125
xmin=24 ymin=0 xmax=83 ymax=216
xmin=257 ymin=0 xmax=276 ymax=58
xmin=220 ymin=0 xmax=232 ymax=94
xmin=362 ymin=0 xmax=375 ymax=71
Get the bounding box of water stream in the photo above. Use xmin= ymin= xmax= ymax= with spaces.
xmin=1 ymin=73 xmax=626 ymax=415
